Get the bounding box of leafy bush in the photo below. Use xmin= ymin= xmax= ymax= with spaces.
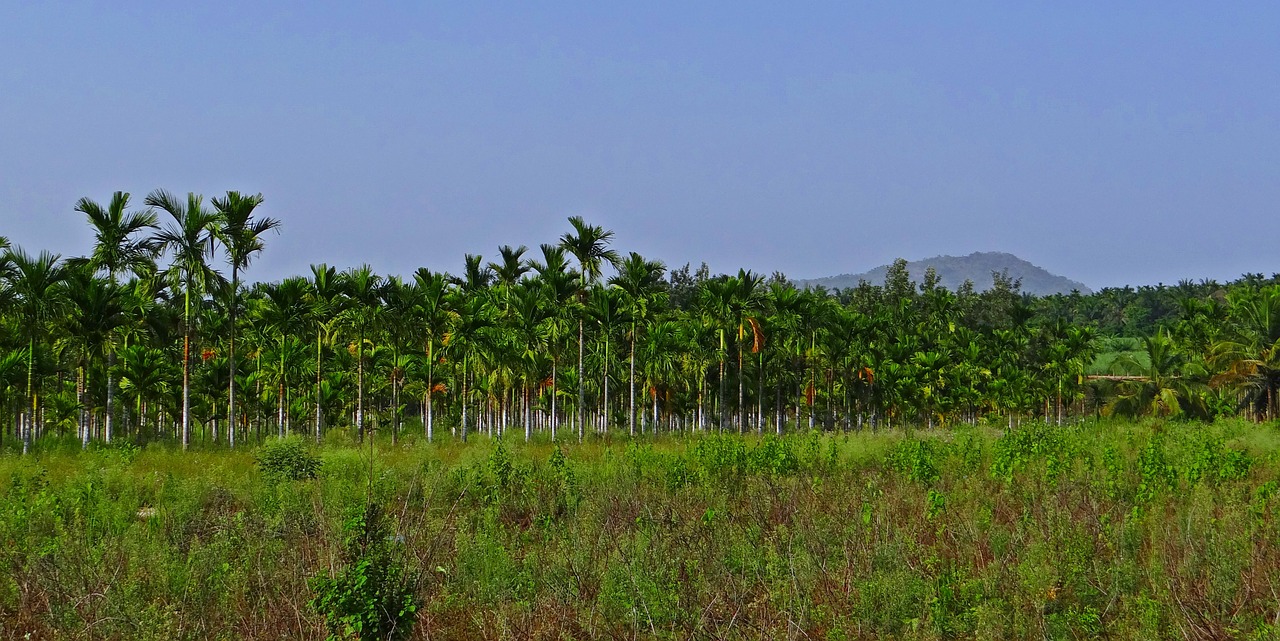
xmin=990 ymin=421 xmax=1072 ymax=485
xmin=255 ymin=437 xmax=322 ymax=482
xmin=888 ymin=437 xmax=943 ymax=485
xmin=309 ymin=503 xmax=416 ymax=641
xmin=1186 ymin=435 xmax=1252 ymax=484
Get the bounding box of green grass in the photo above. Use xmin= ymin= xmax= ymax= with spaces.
xmin=2 ymin=419 xmax=1279 ymax=639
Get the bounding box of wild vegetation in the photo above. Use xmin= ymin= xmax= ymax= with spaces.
xmin=3 ymin=191 xmax=1280 ymax=638
xmin=2 ymin=421 xmax=1279 ymax=639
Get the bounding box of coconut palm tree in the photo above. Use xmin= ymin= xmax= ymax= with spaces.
xmin=1107 ymin=331 xmax=1208 ymax=419
xmin=1212 ymin=286 xmax=1280 ymax=420
xmin=559 ymin=217 xmax=620 ymax=440
xmin=75 ymin=191 xmax=158 ymax=443
xmin=213 ymin=191 xmax=279 ymax=448
xmin=148 ymin=189 xmax=224 ymax=450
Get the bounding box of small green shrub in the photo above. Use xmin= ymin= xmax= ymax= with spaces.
xmin=255 ymin=437 xmax=322 ymax=482
xmin=309 ymin=503 xmax=417 ymax=641
xmin=1136 ymin=434 xmax=1176 ymax=504
xmin=1187 ymin=435 xmax=1252 ymax=484
xmin=888 ymin=438 xmax=943 ymax=485
xmin=990 ymin=421 xmax=1071 ymax=485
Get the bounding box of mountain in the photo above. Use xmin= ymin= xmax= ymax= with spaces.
xmin=796 ymin=252 xmax=1092 ymax=296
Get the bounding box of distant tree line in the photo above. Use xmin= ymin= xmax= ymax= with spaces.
xmin=1 ymin=191 xmax=1277 ymax=451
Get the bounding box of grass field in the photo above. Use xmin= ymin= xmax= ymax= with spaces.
xmin=1 ymin=419 xmax=1278 ymax=640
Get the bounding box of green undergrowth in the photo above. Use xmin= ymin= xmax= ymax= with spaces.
xmin=1 ymin=419 xmax=1279 ymax=639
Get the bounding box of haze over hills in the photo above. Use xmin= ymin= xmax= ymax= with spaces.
xmin=796 ymin=252 xmax=1092 ymax=296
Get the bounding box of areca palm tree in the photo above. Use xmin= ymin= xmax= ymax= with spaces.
xmin=260 ymin=278 xmax=310 ymax=436
xmin=507 ymin=282 xmax=551 ymax=440
xmin=609 ymin=252 xmax=667 ymax=436
xmin=448 ymin=289 xmax=496 ymax=443
xmin=727 ymin=269 xmax=765 ymax=433
xmin=342 ymin=265 xmax=383 ymax=442
xmin=559 ymin=216 xmax=620 ymax=440
xmin=587 ymin=287 xmax=626 ymax=433
xmin=61 ymin=267 xmax=126 ymax=446
xmin=531 ymin=244 xmax=578 ymax=440
xmin=5 ymin=248 xmax=69 ymax=452
xmin=307 ymin=264 xmax=348 ymax=441
xmin=148 ymin=189 xmax=224 ymax=450
xmin=489 ymin=245 xmax=530 ymax=300
xmin=641 ymin=319 xmax=683 ymax=433
xmin=75 ymin=191 xmax=158 ymax=443
xmin=411 ymin=268 xmax=454 ymax=442
xmin=698 ymin=276 xmax=735 ymax=430
xmin=115 ymin=344 xmax=173 ymax=440
xmin=213 ymin=191 xmax=279 ymax=448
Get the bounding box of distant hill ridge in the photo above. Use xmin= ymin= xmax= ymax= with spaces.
xmin=797 ymin=252 xmax=1092 ymax=296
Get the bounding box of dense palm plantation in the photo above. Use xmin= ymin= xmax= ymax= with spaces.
xmin=2 ymin=191 xmax=1279 ymax=451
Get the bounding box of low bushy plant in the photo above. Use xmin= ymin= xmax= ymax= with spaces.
xmin=254 ymin=437 xmax=322 ymax=482
xmin=309 ymin=503 xmax=417 ymax=641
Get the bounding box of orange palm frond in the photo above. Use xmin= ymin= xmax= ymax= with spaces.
xmin=747 ymin=317 xmax=765 ymax=353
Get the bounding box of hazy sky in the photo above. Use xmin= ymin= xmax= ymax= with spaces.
xmin=2 ymin=2 xmax=1277 ymax=290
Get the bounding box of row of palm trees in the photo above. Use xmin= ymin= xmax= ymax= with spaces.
xmin=2 ymin=193 xmax=1278 ymax=452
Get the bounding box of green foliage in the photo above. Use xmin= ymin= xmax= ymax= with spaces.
xmin=1135 ymin=434 xmax=1177 ymax=504
xmin=2 ymin=423 xmax=1280 ymax=639
xmin=888 ymin=437 xmax=943 ymax=484
xmin=545 ymin=445 xmax=581 ymax=512
xmin=1186 ymin=435 xmax=1252 ymax=484
xmin=255 ymin=437 xmax=322 ymax=482
xmin=309 ymin=503 xmax=416 ymax=641
xmin=990 ymin=421 xmax=1074 ymax=486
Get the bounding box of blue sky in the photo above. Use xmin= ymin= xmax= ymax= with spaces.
xmin=2 ymin=2 xmax=1277 ymax=289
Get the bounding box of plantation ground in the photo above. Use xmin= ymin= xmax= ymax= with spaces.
xmin=1 ymin=420 xmax=1279 ymax=640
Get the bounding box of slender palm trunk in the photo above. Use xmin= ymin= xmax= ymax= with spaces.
xmin=697 ymin=376 xmax=705 ymax=432
xmin=278 ymin=341 xmax=286 ymax=438
xmin=182 ymin=287 xmax=191 ymax=451
xmin=229 ymin=269 xmax=238 ymax=448
xmin=776 ymin=382 xmax=783 ymax=435
xmin=629 ymin=325 xmax=636 ymax=436
xmin=652 ymin=388 xmax=658 ymax=433
xmin=602 ymin=335 xmax=609 ymax=434
xmin=550 ymin=357 xmax=558 ymax=442
xmin=738 ymin=343 xmax=744 ymax=435
xmin=757 ymin=353 xmax=764 ymax=436
xmin=718 ymin=358 xmax=725 ymax=432
xmin=105 ymin=347 xmax=116 ymax=443
xmin=426 ymin=342 xmax=434 ymax=442
xmin=577 ymin=318 xmax=584 ymax=442
xmin=460 ymin=358 xmax=469 ymax=443
xmin=78 ymin=362 xmax=87 ymax=448
xmin=315 ymin=328 xmax=323 ymax=443
xmin=356 ymin=328 xmax=364 ymax=442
